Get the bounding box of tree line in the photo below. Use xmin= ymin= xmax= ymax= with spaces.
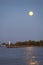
xmin=0 ymin=40 xmax=43 ymax=48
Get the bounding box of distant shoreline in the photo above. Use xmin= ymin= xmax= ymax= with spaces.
xmin=0 ymin=40 xmax=43 ymax=48
xmin=6 ymin=46 xmax=43 ymax=48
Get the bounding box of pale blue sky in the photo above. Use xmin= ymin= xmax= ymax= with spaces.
xmin=0 ymin=0 xmax=43 ymax=43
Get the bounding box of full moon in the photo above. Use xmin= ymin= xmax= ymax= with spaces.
xmin=28 ymin=11 xmax=34 ymax=16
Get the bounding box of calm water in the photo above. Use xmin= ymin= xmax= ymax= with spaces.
xmin=0 ymin=47 xmax=43 ymax=65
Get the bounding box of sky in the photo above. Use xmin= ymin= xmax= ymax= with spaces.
xmin=0 ymin=0 xmax=43 ymax=43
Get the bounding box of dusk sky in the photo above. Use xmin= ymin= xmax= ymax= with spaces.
xmin=0 ymin=0 xmax=43 ymax=43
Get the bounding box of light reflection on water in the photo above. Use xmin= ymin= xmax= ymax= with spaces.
xmin=24 ymin=47 xmax=39 ymax=65
xmin=28 ymin=56 xmax=39 ymax=65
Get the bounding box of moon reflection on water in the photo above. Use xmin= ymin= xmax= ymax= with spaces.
xmin=24 ymin=47 xmax=39 ymax=65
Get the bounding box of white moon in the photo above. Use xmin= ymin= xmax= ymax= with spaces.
xmin=28 ymin=11 xmax=34 ymax=16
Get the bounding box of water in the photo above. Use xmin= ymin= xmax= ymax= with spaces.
xmin=0 ymin=47 xmax=43 ymax=65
